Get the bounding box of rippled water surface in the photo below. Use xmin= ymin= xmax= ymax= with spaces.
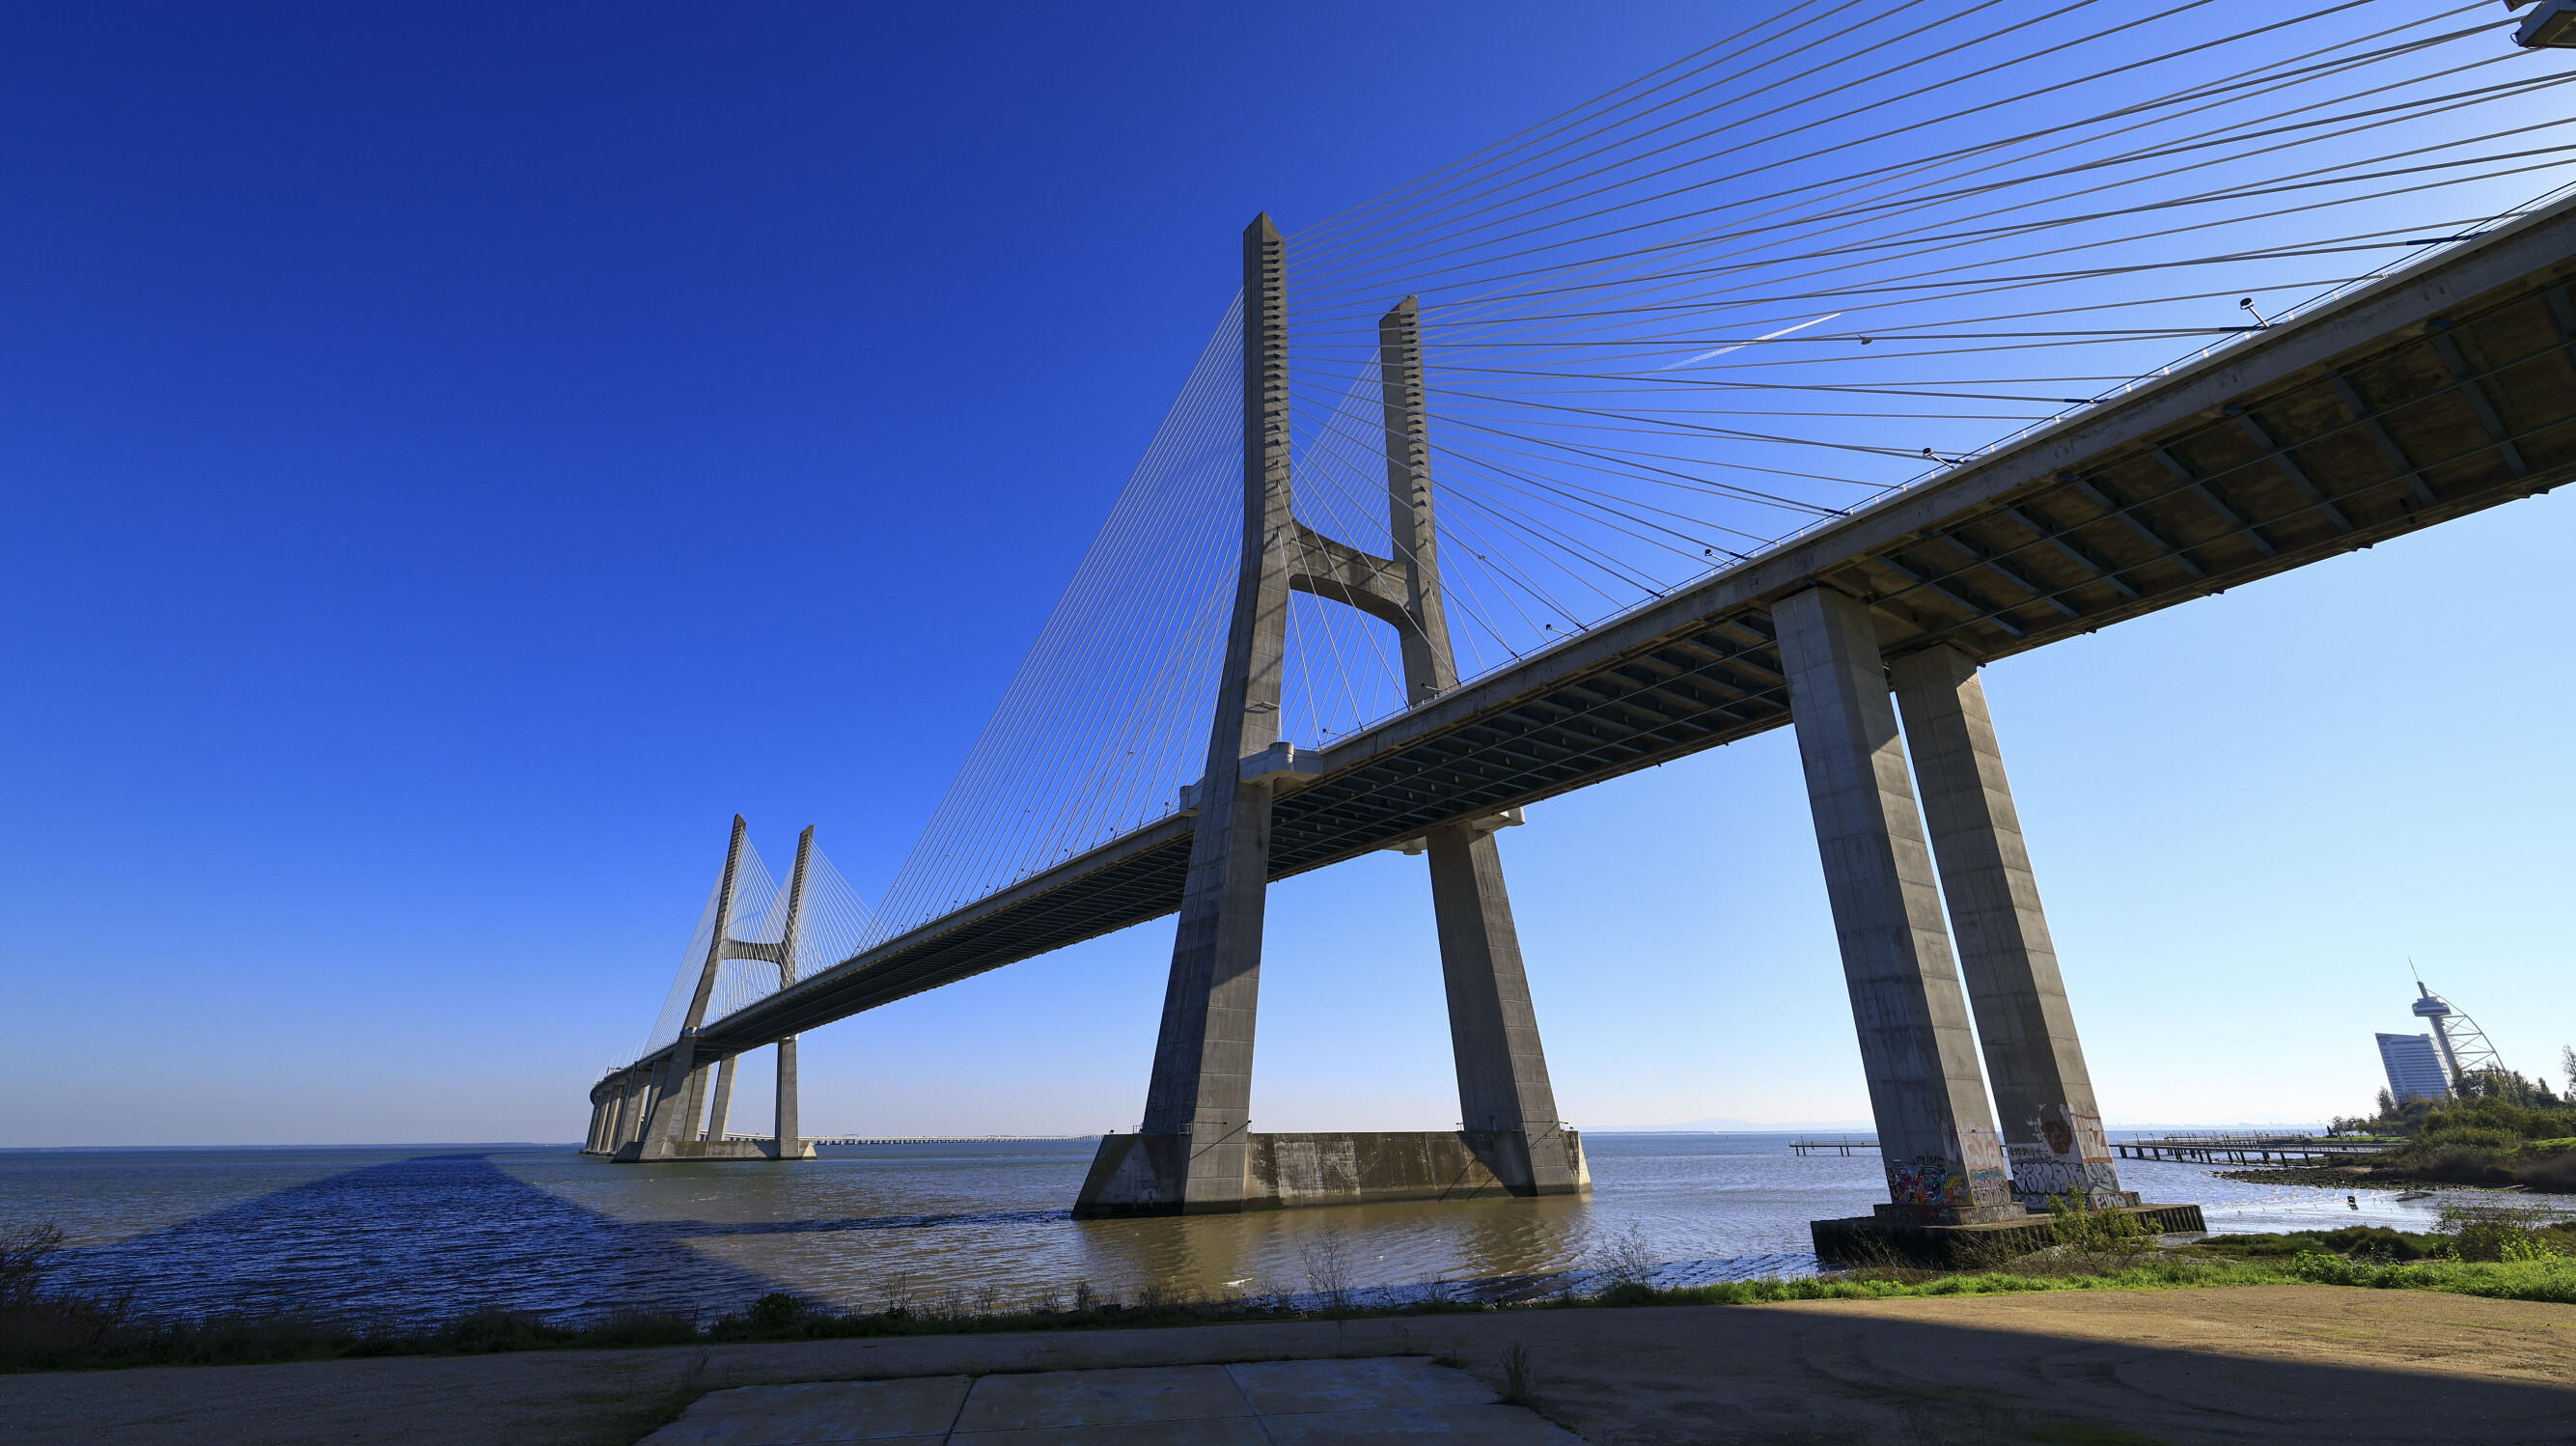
xmin=0 ymin=1135 xmax=2505 ymax=1327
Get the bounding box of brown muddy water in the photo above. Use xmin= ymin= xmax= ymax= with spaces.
xmin=0 ymin=1134 xmax=2498 ymax=1328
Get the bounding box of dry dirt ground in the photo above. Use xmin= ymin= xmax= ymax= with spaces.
xmin=3 ymin=1285 xmax=2571 ymax=1446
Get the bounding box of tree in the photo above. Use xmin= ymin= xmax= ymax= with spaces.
xmin=2454 ymin=1067 xmax=2556 ymax=1107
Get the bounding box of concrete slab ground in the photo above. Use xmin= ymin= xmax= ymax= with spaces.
xmin=640 ymin=1357 xmax=1573 ymax=1443
xmin=5 ymin=1287 xmax=2573 ymax=1445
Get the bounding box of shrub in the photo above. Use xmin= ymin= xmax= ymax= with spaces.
xmin=2045 ymin=1192 xmax=2151 ymax=1257
xmin=2514 ymin=1151 xmax=2576 ymax=1193
xmin=2441 ymin=1204 xmax=2574 ymax=1263
xmin=2408 ymin=1146 xmax=2514 ymax=1183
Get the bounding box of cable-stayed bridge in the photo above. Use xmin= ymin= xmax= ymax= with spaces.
xmin=586 ymin=2 xmax=2576 ymax=1248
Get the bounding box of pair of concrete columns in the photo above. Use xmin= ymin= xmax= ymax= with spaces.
xmin=1078 ymin=218 xmax=1583 ymax=1216
xmin=586 ymin=1034 xmax=803 ymax=1159
xmin=1775 ymin=585 xmax=2126 ymax=1221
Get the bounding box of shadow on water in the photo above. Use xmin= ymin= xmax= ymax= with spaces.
xmin=25 ymin=1137 xmax=2427 ymax=1328
xmin=46 ymin=1153 xmax=790 ymax=1328
xmin=675 ymin=1209 xmax=1069 ymax=1237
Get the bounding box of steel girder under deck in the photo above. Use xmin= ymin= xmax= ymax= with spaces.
xmin=670 ymin=197 xmax=2576 ymax=1071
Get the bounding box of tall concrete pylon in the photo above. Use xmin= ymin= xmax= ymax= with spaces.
xmin=631 ymin=815 xmax=752 ymax=1158
xmin=621 ymin=816 xmax=817 ymax=1162
xmin=1892 ymin=646 xmax=2126 ymax=1207
xmin=1082 ymin=221 xmax=1583 ymax=1215
xmin=1773 ymin=586 xmax=2019 ymax=1225
xmin=1375 ymin=297 xmax=1580 ymax=1196
xmin=771 ymin=826 xmax=811 ymax=1160
xmin=1123 ymin=214 xmax=1299 ymax=1212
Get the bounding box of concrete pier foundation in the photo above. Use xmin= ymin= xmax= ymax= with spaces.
xmin=1893 ymin=645 xmax=2130 ymax=1209
xmin=1814 ymin=1202 xmax=2206 ymax=1266
xmin=1774 ymin=585 xmax=2018 ymax=1226
xmin=1075 ymin=1129 xmax=1588 ymax=1217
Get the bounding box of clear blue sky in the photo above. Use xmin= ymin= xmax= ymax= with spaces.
xmin=5 ymin=3 xmax=2570 ymax=1147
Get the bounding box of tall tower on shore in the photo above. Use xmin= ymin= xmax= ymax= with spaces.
xmin=2408 ymin=975 xmax=2507 ymax=1087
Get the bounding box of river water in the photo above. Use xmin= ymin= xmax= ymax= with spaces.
xmin=0 ymin=1135 xmax=2506 ymax=1328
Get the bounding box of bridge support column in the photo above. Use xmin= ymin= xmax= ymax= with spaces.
xmin=1077 ymin=216 xmax=1295 ymax=1218
xmin=1428 ymin=821 xmax=1585 ymax=1194
xmin=623 ymin=1070 xmax=651 ymax=1149
xmin=1375 ymin=294 xmax=1584 ymax=1198
xmin=605 ymin=1071 xmax=637 ymax=1153
xmin=613 ymin=1074 xmax=640 ymax=1151
xmin=1892 ymin=645 xmax=2129 ymax=1209
xmin=705 ymin=1055 xmax=737 ymax=1144
xmin=678 ymin=1059 xmax=715 ymax=1142
xmin=772 ymin=1037 xmax=801 ymax=1159
xmin=591 ymin=1090 xmax=619 ymax=1154
xmin=635 ymin=1047 xmax=700 ymax=1157
xmin=1774 ymin=585 xmax=2017 ymax=1225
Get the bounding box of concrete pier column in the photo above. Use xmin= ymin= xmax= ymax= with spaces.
xmin=605 ymin=1073 xmax=634 ymax=1151
xmin=1893 ymin=645 xmax=2127 ymax=1208
xmin=1081 ymin=216 xmax=1297 ymax=1218
xmin=677 ymin=1059 xmax=715 ymax=1143
xmin=624 ymin=1057 xmax=675 ymax=1156
xmin=772 ymin=1036 xmax=800 ymax=1159
xmin=705 ymin=1055 xmax=737 ymax=1144
xmin=618 ymin=1071 xmax=648 ymax=1148
xmin=1379 ymin=295 xmax=1584 ymax=1197
xmin=1774 ymin=585 xmax=2016 ymax=1223
xmin=1427 ymin=821 xmax=1583 ymax=1193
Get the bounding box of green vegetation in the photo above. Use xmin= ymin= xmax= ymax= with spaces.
xmin=2306 ymin=1094 xmax=2576 ymax=1190
xmin=9 ymin=1203 xmax=2575 ymax=1376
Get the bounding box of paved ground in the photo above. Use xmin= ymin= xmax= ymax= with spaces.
xmin=640 ymin=1357 xmax=1576 ymax=1443
xmin=6 ymin=1286 xmax=2574 ymax=1445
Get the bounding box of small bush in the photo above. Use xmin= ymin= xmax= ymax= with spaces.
xmin=2045 ymin=1192 xmax=2153 ymax=1259
xmin=2408 ymin=1145 xmax=2515 ymax=1184
xmin=2514 ymin=1151 xmax=2576 ymax=1193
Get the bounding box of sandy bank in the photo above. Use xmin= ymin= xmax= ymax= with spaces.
xmin=3 ymin=1285 xmax=2568 ymax=1444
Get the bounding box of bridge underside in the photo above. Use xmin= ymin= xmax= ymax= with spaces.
xmin=671 ymin=205 xmax=2576 ymax=1071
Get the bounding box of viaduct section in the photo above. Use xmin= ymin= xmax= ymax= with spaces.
xmin=587 ymin=194 xmax=2576 ymax=1254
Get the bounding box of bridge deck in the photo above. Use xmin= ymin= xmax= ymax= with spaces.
xmin=675 ymin=197 xmax=2576 ymax=1067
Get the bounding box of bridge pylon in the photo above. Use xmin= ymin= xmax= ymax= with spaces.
xmin=1075 ymin=217 xmax=1588 ymax=1216
xmin=586 ymin=816 xmax=818 ymax=1163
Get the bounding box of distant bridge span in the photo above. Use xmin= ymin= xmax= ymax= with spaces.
xmin=684 ymin=197 xmax=2576 ymax=1062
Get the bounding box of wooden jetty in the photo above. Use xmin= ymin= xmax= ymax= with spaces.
xmin=1788 ymin=1138 xmax=1879 ymax=1156
xmin=2113 ymin=1133 xmax=2386 ymax=1164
